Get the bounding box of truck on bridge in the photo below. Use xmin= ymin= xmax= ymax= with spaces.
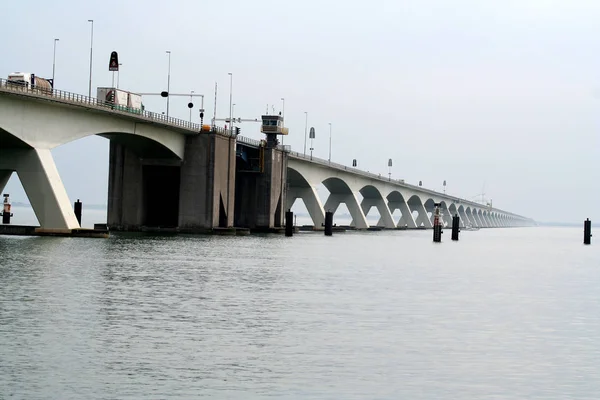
xmin=7 ymin=72 xmax=53 ymax=91
xmin=97 ymin=87 xmax=143 ymax=114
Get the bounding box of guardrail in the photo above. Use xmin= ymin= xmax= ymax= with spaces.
xmin=0 ymin=78 xmax=203 ymax=132
xmin=288 ymin=151 xmax=523 ymax=217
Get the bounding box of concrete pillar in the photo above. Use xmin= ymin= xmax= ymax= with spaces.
xmin=409 ymin=201 xmax=433 ymax=228
xmin=287 ymin=186 xmax=325 ymax=228
xmin=465 ymin=209 xmax=477 ymax=227
xmin=325 ymin=193 xmax=368 ymax=229
xmin=0 ymin=148 xmax=79 ymax=230
xmin=179 ymin=133 xmax=235 ymax=230
xmin=235 ymin=146 xmax=287 ymax=229
xmin=441 ymin=204 xmax=453 ymax=227
xmin=107 ymin=141 xmax=144 ymax=230
xmin=0 ymin=170 xmax=12 ymax=195
xmin=361 ymin=197 xmax=395 ymax=228
xmin=392 ymin=201 xmax=417 ymax=228
xmin=474 ymin=211 xmax=485 ymax=228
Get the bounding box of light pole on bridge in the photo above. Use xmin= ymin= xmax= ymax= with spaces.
xmin=166 ymin=51 xmax=171 ymax=117
xmin=52 ymin=38 xmax=59 ymax=88
xmin=87 ymin=19 xmax=93 ymax=97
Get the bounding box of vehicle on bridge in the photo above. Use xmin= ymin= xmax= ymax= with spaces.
xmin=6 ymin=72 xmax=53 ymax=92
xmin=97 ymin=87 xmax=143 ymax=114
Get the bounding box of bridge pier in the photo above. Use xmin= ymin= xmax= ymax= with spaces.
xmin=361 ymin=197 xmax=395 ymax=228
xmin=235 ymin=147 xmax=287 ymax=230
xmin=391 ymin=201 xmax=417 ymax=228
xmin=286 ymin=186 xmax=325 ymax=228
xmin=108 ymin=131 xmax=236 ymax=232
xmin=0 ymin=170 xmax=11 ymax=196
xmin=325 ymin=193 xmax=368 ymax=229
xmin=0 ymin=148 xmax=80 ymax=230
xmin=179 ymin=133 xmax=235 ymax=230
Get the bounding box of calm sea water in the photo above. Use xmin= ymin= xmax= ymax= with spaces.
xmin=1 ymin=226 xmax=599 ymax=399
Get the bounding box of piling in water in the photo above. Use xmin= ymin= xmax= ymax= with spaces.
xmin=74 ymin=199 xmax=82 ymax=226
xmin=324 ymin=211 xmax=333 ymax=236
xmin=451 ymin=214 xmax=460 ymax=241
xmin=285 ymin=210 xmax=294 ymax=237
xmin=584 ymin=218 xmax=592 ymax=245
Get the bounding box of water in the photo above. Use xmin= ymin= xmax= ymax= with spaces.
xmin=1 ymin=228 xmax=599 ymax=399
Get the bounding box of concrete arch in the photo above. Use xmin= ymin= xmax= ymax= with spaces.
xmin=0 ymin=94 xmax=186 ymax=159
xmin=465 ymin=206 xmax=477 ymax=227
xmin=286 ymin=167 xmax=325 ymax=228
xmin=359 ymin=185 xmax=395 ymax=228
xmin=322 ymin=177 xmax=368 ymax=228
xmin=408 ymin=194 xmax=432 ymax=228
xmin=439 ymin=201 xmax=453 ymax=227
xmin=387 ymin=191 xmax=416 ymax=228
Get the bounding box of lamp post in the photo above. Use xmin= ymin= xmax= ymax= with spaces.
xmin=189 ymin=90 xmax=194 ymax=122
xmin=87 ymin=19 xmax=93 ymax=97
xmin=303 ymin=111 xmax=308 ymax=156
xmin=328 ymin=122 xmax=332 ymax=162
xmin=228 ymin=72 xmax=233 ymax=135
xmin=165 ymin=51 xmax=171 ymax=117
xmin=443 ymin=180 xmax=447 ymax=194
xmin=388 ymin=159 xmax=393 ymax=181
xmin=309 ymin=127 xmax=315 ymax=160
xmin=117 ymin=63 xmax=122 ymax=88
xmin=52 ymin=38 xmax=59 ymax=88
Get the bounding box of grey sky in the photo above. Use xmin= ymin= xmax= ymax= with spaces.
xmin=2 ymin=0 xmax=599 ymax=223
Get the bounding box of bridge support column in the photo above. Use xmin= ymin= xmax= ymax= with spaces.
xmin=235 ymin=147 xmax=287 ymax=230
xmin=287 ymin=186 xmax=325 ymax=228
xmin=458 ymin=208 xmax=469 ymax=228
xmin=410 ymin=202 xmax=433 ymax=228
xmin=325 ymin=193 xmax=368 ymax=229
xmin=0 ymin=148 xmax=80 ymax=229
xmin=107 ymin=142 xmax=144 ymax=230
xmin=392 ymin=201 xmax=417 ymax=228
xmin=441 ymin=204 xmax=453 ymax=227
xmin=179 ymin=133 xmax=236 ymax=230
xmin=361 ymin=197 xmax=395 ymax=228
xmin=0 ymin=170 xmax=11 ymax=195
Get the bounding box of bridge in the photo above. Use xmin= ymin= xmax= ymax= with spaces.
xmin=0 ymin=81 xmax=533 ymax=232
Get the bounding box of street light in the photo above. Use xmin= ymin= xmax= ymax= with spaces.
xmin=443 ymin=180 xmax=447 ymax=194
xmin=87 ymin=19 xmax=93 ymax=97
xmin=388 ymin=158 xmax=393 ymax=181
xmin=189 ymin=90 xmax=194 ymax=122
xmin=303 ymin=111 xmax=308 ymax=156
xmin=309 ymin=127 xmax=315 ymax=160
xmin=328 ymin=122 xmax=332 ymax=162
xmin=117 ymin=63 xmax=122 ymax=88
xmin=228 ymin=72 xmax=233 ymax=135
xmin=165 ymin=51 xmax=171 ymax=117
xmin=52 ymin=38 xmax=59 ymax=88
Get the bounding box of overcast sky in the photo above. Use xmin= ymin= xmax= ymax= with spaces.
xmin=2 ymin=0 xmax=599 ymax=223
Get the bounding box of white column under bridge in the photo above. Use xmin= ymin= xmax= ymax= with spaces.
xmin=286 ymin=152 xmax=533 ymax=229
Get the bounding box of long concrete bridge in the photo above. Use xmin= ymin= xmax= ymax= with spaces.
xmin=0 ymin=81 xmax=534 ymax=232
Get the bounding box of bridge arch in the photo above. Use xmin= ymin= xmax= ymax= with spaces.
xmin=322 ymin=177 xmax=368 ymax=228
xmin=286 ymin=166 xmax=325 ymax=227
xmin=358 ymin=185 xmax=395 ymax=228
xmin=387 ymin=191 xmax=416 ymax=228
xmin=407 ymin=194 xmax=432 ymax=228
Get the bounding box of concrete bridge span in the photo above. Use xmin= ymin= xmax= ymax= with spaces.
xmin=286 ymin=152 xmax=534 ymax=228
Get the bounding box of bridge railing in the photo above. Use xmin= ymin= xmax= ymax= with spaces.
xmin=0 ymin=78 xmax=203 ymax=132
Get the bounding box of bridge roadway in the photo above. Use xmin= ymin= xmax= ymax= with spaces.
xmin=0 ymin=81 xmax=533 ymax=231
